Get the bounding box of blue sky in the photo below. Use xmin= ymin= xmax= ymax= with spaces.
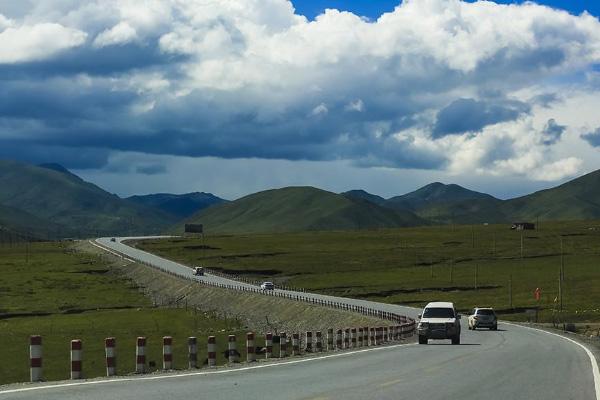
xmin=1 ymin=0 xmax=600 ymax=200
xmin=293 ymin=1 xmax=599 ymax=20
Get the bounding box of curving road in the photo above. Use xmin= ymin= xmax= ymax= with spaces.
xmin=2 ymin=237 xmax=598 ymax=400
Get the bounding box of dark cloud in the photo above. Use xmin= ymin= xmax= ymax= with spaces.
xmin=0 ymin=141 xmax=109 ymax=169
xmin=432 ymin=98 xmax=530 ymax=138
xmin=581 ymin=128 xmax=600 ymax=147
xmin=135 ymin=164 xmax=167 ymax=175
xmin=541 ymin=118 xmax=566 ymax=145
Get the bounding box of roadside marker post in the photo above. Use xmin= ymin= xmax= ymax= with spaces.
xmin=188 ymin=337 xmax=197 ymax=369
xmin=228 ymin=335 xmax=239 ymax=363
xmin=351 ymin=328 xmax=357 ymax=348
xmin=247 ymin=333 xmax=256 ymax=362
xmin=344 ymin=328 xmax=350 ymax=349
xmin=136 ymin=337 xmax=146 ymax=374
xmin=207 ymin=336 xmax=216 ymax=367
xmin=363 ymin=327 xmax=369 ymax=346
xmin=358 ymin=328 xmax=363 ymax=347
xmin=316 ymin=331 xmax=323 ymax=352
xmin=305 ymin=331 xmax=313 ymax=352
xmin=163 ymin=336 xmax=173 ymax=370
xmin=327 ymin=328 xmax=334 ymax=351
xmin=29 ymin=335 xmax=42 ymax=382
xmin=279 ymin=332 xmax=287 ymax=358
xmin=336 ymin=329 xmax=343 ymax=350
xmin=105 ymin=337 xmax=116 ymax=376
xmin=265 ymin=332 xmax=273 ymax=359
xmin=292 ymin=333 xmax=300 ymax=356
xmin=70 ymin=340 xmax=83 ymax=379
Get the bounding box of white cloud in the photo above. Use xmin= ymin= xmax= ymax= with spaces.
xmin=310 ymin=103 xmax=328 ymax=116
xmin=0 ymin=22 xmax=86 ymax=63
xmin=93 ymin=21 xmax=137 ymax=47
xmin=345 ymin=99 xmax=364 ymax=112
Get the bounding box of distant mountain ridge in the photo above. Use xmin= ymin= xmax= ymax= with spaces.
xmin=127 ymin=192 xmax=227 ymax=219
xmin=181 ymin=186 xmax=427 ymax=234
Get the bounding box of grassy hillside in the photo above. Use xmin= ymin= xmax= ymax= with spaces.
xmin=127 ymin=192 xmax=227 ymax=219
xmin=0 ymin=160 xmax=176 ymax=237
xmin=387 ymin=182 xmax=497 ymax=211
xmin=181 ymin=186 xmax=426 ymax=234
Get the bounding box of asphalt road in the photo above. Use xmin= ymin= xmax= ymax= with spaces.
xmin=2 ymin=237 xmax=598 ymax=400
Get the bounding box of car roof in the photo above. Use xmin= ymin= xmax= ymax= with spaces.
xmin=424 ymin=301 xmax=454 ymax=308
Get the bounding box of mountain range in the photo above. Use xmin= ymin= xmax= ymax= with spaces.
xmin=2 ymin=158 xmax=600 ymax=237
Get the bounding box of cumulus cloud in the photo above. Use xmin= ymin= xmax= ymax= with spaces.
xmin=581 ymin=127 xmax=600 ymax=147
xmin=0 ymin=0 xmax=599 ymax=184
xmin=540 ymin=118 xmax=566 ymax=145
xmin=0 ymin=22 xmax=86 ymax=63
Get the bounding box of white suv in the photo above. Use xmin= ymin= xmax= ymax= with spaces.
xmin=417 ymin=302 xmax=461 ymax=345
xmin=260 ymin=281 xmax=274 ymax=290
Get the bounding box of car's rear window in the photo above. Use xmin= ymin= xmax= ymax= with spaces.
xmin=476 ymin=309 xmax=495 ymax=315
xmin=423 ymin=307 xmax=455 ymax=318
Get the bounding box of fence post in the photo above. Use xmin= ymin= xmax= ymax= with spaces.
xmin=30 ymin=335 xmax=42 ymax=382
xmin=105 ymin=337 xmax=116 ymax=376
xmin=70 ymin=339 xmax=82 ymax=379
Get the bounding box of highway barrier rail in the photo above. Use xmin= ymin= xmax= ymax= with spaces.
xmin=91 ymin=239 xmax=417 ymax=334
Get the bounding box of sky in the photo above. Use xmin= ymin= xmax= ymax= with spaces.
xmin=1 ymin=0 xmax=600 ymax=200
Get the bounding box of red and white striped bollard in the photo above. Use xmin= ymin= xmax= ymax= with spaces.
xmin=279 ymin=332 xmax=287 ymax=358
xmin=30 ymin=335 xmax=42 ymax=382
xmin=228 ymin=335 xmax=238 ymax=363
xmin=163 ymin=336 xmax=173 ymax=370
xmin=136 ymin=337 xmax=146 ymax=373
xmin=247 ymin=332 xmax=256 ymax=362
xmin=71 ymin=339 xmax=82 ymax=379
xmin=208 ymin=336 xmax=216 ymax=367
xmin=265 ymin=332 xmax=273 ymax=358
xmin=105 ymin=337 xmax=116 ymax=376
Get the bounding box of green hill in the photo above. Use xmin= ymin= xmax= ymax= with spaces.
xmin=342 ymin=190 xmax=387 ymax=206
xmin=387 ymin=182 xmax=497 ymax=211
xmin=0 ymin=160 xmax=176 ymax=237
xmin=127 ymin=192 xmax=227 ymax=219
xmin=180 ymin=186 xmax=426 ymax=234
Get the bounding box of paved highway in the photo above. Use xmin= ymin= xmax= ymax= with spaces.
xmin=2 ymin=237 xmax=598 ymax=400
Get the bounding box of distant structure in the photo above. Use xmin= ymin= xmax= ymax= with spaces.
xmin=511 ymin=222 xmax=535 ymax=230
xmin=184 ymin=224 xmax=204 ymax=236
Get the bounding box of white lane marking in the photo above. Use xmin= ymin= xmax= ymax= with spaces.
xmin=0 ymin=343 xmax=415 ymax=395
xmin=503 ymin=321 xmax=600 ymax=400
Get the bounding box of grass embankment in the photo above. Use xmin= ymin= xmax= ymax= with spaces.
xmin=136 ymin=220 xmax=600 ymax=323
xmin=0 ymin=242 xmax=248 ymax=384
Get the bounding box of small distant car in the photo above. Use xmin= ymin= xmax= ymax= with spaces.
xmin=193 ymin=266 xmax=204 ymax=276
xmin=468 ymin=307 xmax=498 ymax=330
xmin=417 ymin=301 xmax=461 ymax=345
xmin=260 ymin=281 xmax=274 ymax=290
xmin=110 ymin=238 xmax=116 ymax=242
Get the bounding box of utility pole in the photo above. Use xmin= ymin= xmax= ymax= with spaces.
xmin=509 ymin=274 xmax=513 ymax=309
xmin=558 ymin=273 xmax=563 ymax=312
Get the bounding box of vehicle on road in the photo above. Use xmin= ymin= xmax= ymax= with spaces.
xmin=417 ymin=301 xmax=461 ymax=344
xmin=110 ymin=237 xmax=116 ymax=242
xmin=193 ymin=266 xmax=204 ymax=276
xmin=468 ymin=307 xmax=498 ymax=330
xmin=260 ymin=281 xmax=274 ymax=290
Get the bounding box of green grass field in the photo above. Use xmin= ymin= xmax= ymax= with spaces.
xmin=136 ymin=220 xmax=600 ymax=323
xmin=0 ymin=242 xmax=249 ymax=385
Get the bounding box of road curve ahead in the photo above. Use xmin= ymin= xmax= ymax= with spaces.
xmin=2 ymin=237 xmax=598 ymax=400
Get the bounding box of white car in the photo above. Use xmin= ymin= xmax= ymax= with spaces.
xmin=192 ymin=266 xmax=204 ymax=276
xmin=260 ymin=281 xmax=274 ymax=290
xmin=468 ymin=307 xmax=498 ymax=330
xmin=417 ymin=302 xmax=461 ymax=345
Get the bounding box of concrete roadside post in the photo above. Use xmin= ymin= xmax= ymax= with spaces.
xmin=163 ymin=336 xmax=173 ymax=370
xmin=188 ymin=337 xmax=197 ymax=369
xmin=351 ymin=328 xmax=357 ymax=348
xmin=305 ymin=331 xmax=313 ymax=352
xmin=327 ymin=328 xmax=334 ymax=351
xmin=364 ymin=327 xmax=369 ymax=345
xmin=105 ymin=337 xmax=116 ymax=376
xmin=336 ymin=329 xmax=343 ymax=350
xmin=292 ymin=333 xmax=300 ymax=356
xmin=316 ymin=331 xmax=323 ymax=352
xmin=70 ymin=339 xmax=82 ymax=379
xmin=228 ymin=335 xmax=239 ymax=363
xmin=358 ymin=328 xmax=364 ymax=347
xmin=208 ymin=336 xmax=217 ymax=367
xmin=279 ymin=332 xmax=287 ymax=358
xmin=370 ymin=328 xmax=376 ymax=346
xmin=344 ymin=328 xmax=350 ymax=349
xmin=265 ymin=332 xmax=273 ymax=359
xmin=136 ymin=337 xmax=146 ymax=373
xmin=247 ymin=332 xmax=256 ymax=362
xmin=30 ymin=335 xmax=42 ymax=382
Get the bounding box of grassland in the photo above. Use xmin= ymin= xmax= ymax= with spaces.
xmin=0 ymin=241 xmax=248 ymax=385
xmin=136 ymin=220 xmax=600 ymax=323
